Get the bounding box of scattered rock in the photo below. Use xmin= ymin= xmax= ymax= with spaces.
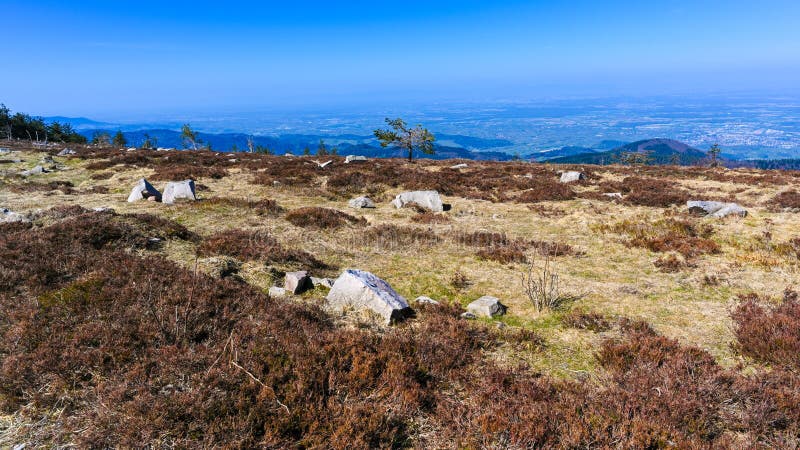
xmin=311 ymin=277 xmax=335 ymax=289
xmin=460 ymin=312 xmax=477 ymax=320
xmin=1 ymin=208 xmax=29 ymax=223
xmin=345 ymin=155 xmax=367 ymax=164
xmin=126 ymin=147 xmax=137 ymax=152
xmin=326 ymin=269 xmax=413 ymax=324
xmin=20 ymin=165 xmax=47 ymax=177
xmin=92 ymin=206 xmax=114 ymax=213
xmin=391 ymin=190 xmax=444 ymax=212
xmin=57 ymin=148 xmax=76 ymax=156
xmin=559 ymin=171 xmax=586 ymax=183
xmin=269 ymin=286 xmax=287 ymax=298
xmin=162 ymin=180 xmax=197 ymax=204
xmin=450 ymin=163 xmax=468 ymax=169
xmin=603 ymin=192 xmax=623 ymax=199
xmin=348 ymin=196 xmax=376 ymax=209
xmin=314 ymin=160 xmax=333 ymax=169
xmin=466 ymin=296 xmax=507 ymax=318
xmin=0 ymin=147 xmax=10 ymax=154
xmin=285 ymin=270 xmax=312 ymax=294
xmin=127 ymin=178 xmax=162 ymax=202
xmin=687 ymin=201 xmax=747 ymax=218
xmin=415 ymin=296 xmax=439 ymax=305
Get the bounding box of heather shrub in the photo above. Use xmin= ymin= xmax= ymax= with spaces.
xmin=767 ymin=190 xmax=800 ymax=211
xmin=410 ymin=211 xmax=451 ymax=224
xmin=150 ymin=164 xmax=228 ymax=181
xmin=732 ymin=290 xmax=800 ymax=369
xmin=201 ymin=197 xmax=284 ymax=215
xmin=597 ymin=216 xmax=719 ymax=259
xmin=196 ymin=228 xmax=329 ymax=269
xmin=514 ymin=180 xmax=575 ymax=203
xmin=608 ymin=176 xmax=691 ymax=207
xmin=285 ymin=207 xmax=367 ymax=229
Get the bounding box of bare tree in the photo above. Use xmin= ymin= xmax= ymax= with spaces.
xmin=521 ymin=247 xmax=572 ymax=312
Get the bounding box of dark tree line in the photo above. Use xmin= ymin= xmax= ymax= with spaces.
xmin=0 ymin=103 xmax=87 ymax=144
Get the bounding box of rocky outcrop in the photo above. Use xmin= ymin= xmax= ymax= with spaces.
xmin=162 ymin=180 xmax=196 ymax=204
xmin=466 ymin=296 xmax=507 ymax=318
xmin=687 ymin=201 xmax=747 ymax=218
xmin=127 ymin=178 xmax=162 ymax=202
xmin=391 ymin=191 xmax=444 ymax=212
xmin=326 ymin=269 xmax=412 ymax=324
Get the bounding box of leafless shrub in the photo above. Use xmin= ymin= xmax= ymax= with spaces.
xmin=521 ymin=248 xmax=574 ymax=311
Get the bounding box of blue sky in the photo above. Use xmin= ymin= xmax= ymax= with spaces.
xmin=3 ymin=0 xmax=799 ymax=117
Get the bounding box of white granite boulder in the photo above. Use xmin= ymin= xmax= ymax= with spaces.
xmin=415 ymin=296 xmax=440 ymax=305
xmin=21 ymin=165 xmax=47 ymax=177
xmin=450 ymin=163 xmax=468 ymax=169
xmin=162 ymin=180 xmax=196 ymax=204
xmin=326 ymin=269 xmax=413 ymax=324
xmin=311 ymin=277 xmax=335 ymax=289
xmin=559 ymin=171 xmax=586 ymax=183
xmin=127 ymin=178 xmax=162 ymax=202
xmin=466 ymin=296 xmax=507 ymax=318
xmin=687 ymin=201 xmax=747 ymax=218
xmin=345 ymin=155 xmax=367 ymax=164
xmin=348 ymin=196 xmax=376 ymax=209
xmin=1 ymin=208 xmax=29 ymax=223
xmin=285 ymin=270 xmax=312 ymax=294
xmin=57 ymin=148 xmax=76 ymax=156
xmin=391 ymin=190 xmax=444 ymax=212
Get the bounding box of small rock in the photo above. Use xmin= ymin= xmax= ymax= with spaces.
xmin=467 ymin=296 xmax=507 ymax=318
xmin=460 ymin=312 xmax=477 ymax=320
xmin=326 ymin=269 xmax=412 ymax=324
xmin=311 ymin=277 xmax=335 ymax=289
xmin=20 ymin=165 xmax=47 ymax=176
xmin=162 ymin=180 xmax=197 ymax=204
xmin=391 ymin=190 xmax=444 ymax=212
xmin=415 ymin=296 xmax=440 ymax=305
xmin=269 ymin=286 xmax=287 ymax=298
xmin=0 ymin=147 xmax=10 ymax=154
xmin=285 ymin=270 xmax=312 ymax=294
xmin=92 ymin=206 xmax=114 ymax=213
xmin=1 ymin=208 xmax=29 ymax=223
xmin=559 ymin=171 xmax=586 ymax=183
xmin=127 ymin=178 xmax=162 ymax=202
xmin=603 ymin=192 xmax=623 ymax=199
xmin=450 ymin=163 xmax=468 ymax=169
xmin=57 ymin=148 xmax=76 ymax=156
xmin=687 ymin=201 xmax=747 ymax=218
xmin=345 ymin=155 xmax=367 ymax=164
xmin=348 ymin=196 xmax=376 ymax=209
xmin=315 ymin=160 xmax=333 ymax=169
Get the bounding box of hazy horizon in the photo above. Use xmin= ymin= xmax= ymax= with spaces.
xmin=4 ymin=0 xmax=800 ymax=117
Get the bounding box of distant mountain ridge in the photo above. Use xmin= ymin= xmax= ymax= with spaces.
xmin=546 ymin=138 xmax=709 ymax=165
xmin=79 ymin=129 xmax=516 ymax=161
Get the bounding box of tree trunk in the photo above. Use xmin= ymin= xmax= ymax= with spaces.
xmin=407 ymin=146 xmax=413 ymax=162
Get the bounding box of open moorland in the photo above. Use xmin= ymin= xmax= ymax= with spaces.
xmin=2 ymin=142 xmax=800 ymax=448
